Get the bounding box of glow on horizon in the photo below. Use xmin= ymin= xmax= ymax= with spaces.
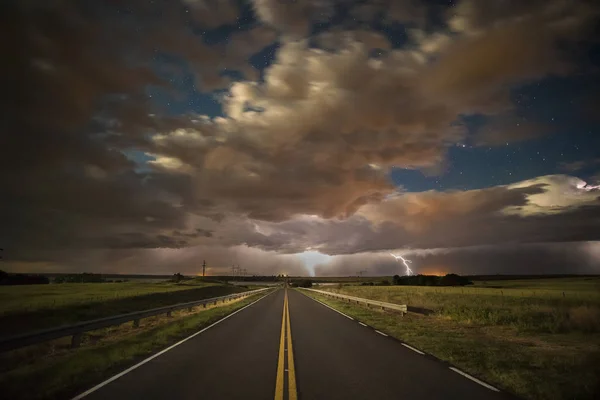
xmin=295 ymin=250 xmax=332 ymax=276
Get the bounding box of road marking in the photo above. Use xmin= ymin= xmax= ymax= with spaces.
xmin=275 ymin=288 xmax=298 ymax=400
xmin=303 ymin=293 xmax=354 ymax=320
xmin=449 ymin=367 xmax=500 ymax=392
xmin=72 ymin=289 xmax=276 ymax=400
xmin=274 ymin=291 xmax=286 ymax=400
xmin=299 ymin=288 xmax=499 ymax=393
xmin=401 ymin=343 xmax=425 ymax=355
xmin=286 ymin=291 xmax=297 ymax=400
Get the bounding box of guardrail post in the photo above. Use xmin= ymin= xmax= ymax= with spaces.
xmin=133 ymin=319 xmax=140 ymax=328
xmin=71 ymin=333 xmax=82 ymax=348
xmin=188 ymin=306 xmax=193 ymax=312
xmin=166 ymin=311 xmax=172 ymax=317
xmin=203 ymin=303 xmax=207 ymax=308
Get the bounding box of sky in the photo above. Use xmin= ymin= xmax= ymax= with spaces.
xmin=1 ymin=0 xmax=600 ymax=277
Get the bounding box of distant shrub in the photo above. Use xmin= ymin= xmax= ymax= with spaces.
xmin=208 ymin=275 xmax=282 ymax=282
xmin=291 ymin=279 xmax=312 ymax=288
xmin=380 ymin=280 xmax=391 ymax=286
xmin=392 ymin=274 xmax=472 ymax=287
xmin=440 ymin=274 xmax=473 ymax=286
xmin=54 ymin=273 xmax=103 ymax=283
xmin=0 ymin=272 xmax=50 ymax=285
xmin=564 ymin=306 xmax=600 ymax=333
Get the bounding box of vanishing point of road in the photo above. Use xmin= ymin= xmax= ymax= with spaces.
xmin=75 ymin=288 xmax=514 ymax=400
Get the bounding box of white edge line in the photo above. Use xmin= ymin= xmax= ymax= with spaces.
xmin=71 ymin=289 xmax=276 ymax=400
xmin=449 ymin=367 xmax=500 ymax=392
xmin=375 ymin=330 xmax=388 ymax=337
xmin=302 ymin=292 xmax=354 ymax=320
xmin=401 ymin=343 xmax=425 ymax=355
xmin=358 ymin=322 xmax=368 ymax=327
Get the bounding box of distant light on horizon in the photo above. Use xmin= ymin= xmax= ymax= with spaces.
xmin=295 ymin=251 xmax=332 ymax=277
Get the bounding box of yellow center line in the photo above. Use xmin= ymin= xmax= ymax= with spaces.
xmin=274 ymin=290 xmax=286 ymax=400
xmin=286 ymin=290 xmax=297 ymax=400
xmin=275 ymin=288 xmax=298 ymax=400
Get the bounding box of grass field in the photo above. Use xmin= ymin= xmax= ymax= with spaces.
xmin=0 ymin=280 xmax=247 ymax=337
xmin=0 ymin=280 xmax=219 ymax=315
xmin=0 ymin=291 xmax=270 ymax=400
xmin=307 ymin=277 xmax=600 ymax=400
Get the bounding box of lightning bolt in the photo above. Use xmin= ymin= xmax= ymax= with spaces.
xmin=390 ymin=253 xmax=414 ymax=276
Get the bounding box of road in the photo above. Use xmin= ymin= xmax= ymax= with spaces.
xmin=76 ymin=288 xmax=513 ymax=400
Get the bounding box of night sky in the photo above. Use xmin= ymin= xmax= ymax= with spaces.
xmin=2 ymin=0 xmax=600 ymax=276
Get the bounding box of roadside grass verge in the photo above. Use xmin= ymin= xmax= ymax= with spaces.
xmin=0 ymin=281 xmax=221 ymax=315
xmin=300 ymin=289 xmax=600 ymax=400
xmin=0 ymin=283 xmax=246 ymax=337
xmin=322 ymin=278 xmax=600 ymax=334
xmin=0 ymin=291 xmax=270 ymax=400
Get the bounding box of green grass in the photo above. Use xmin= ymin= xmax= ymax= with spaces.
xmin=0 ymin=291 xmax=269 ymax=400
xmin=0 ymin=280 xmax=219 ymax=315
xmin=303 ymin=278 xmax=600 ymax=400
xmin=324 ymin=278 xmax=600 ymax=333
xmin=473 ymin=277 xmax=600 ymax=291
xmin=0 ymin=281 xmax=247 ymax=337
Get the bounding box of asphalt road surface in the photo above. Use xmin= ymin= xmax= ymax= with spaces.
xmin=76 ymin=288 xmax=514 ymax=400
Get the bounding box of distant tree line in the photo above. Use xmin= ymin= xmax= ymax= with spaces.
xmin=290 ymin=279 xmax=313 ymax=288
xmin=361 ymin=280 xmax=391 ymax=286
xmin=54 ymin=273 xmax=104 ymax=283
xmin=208 ymin=275 xmax=285 ymax=282
xmin=0 ymin=270 xmax=50 ymax=285
xmin=392 ymin=274 xmax=473 ymax=286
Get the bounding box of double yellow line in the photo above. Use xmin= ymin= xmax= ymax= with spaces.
xmin=275 ymin=289 xmax=297 ymax=400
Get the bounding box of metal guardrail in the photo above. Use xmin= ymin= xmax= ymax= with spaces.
xmin=0 ymin=287 xmax=273 ymax=353
xmin=301 ymin=288 xmax=407 ymax=314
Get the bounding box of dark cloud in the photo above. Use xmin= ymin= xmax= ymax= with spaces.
xmin=0 ymin=0 xmax=274 ymax=262
xmin=313 ymin=242 xmax=600 ymax=276
xmin=235 ymin=176 xmax=600 ymax=255
xmin=559 ymin=158 xmax=600 ymax=172
xmin=1 ymin=245 xmax=310 ymax=276
xmin=185 ymin=0 xmax=240 ymax=29
xmin=472 ymin=115 xmax=553 ymax=146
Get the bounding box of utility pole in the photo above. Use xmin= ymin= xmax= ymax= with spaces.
xmin=202 ymin=260 xmax=206 ymax=277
